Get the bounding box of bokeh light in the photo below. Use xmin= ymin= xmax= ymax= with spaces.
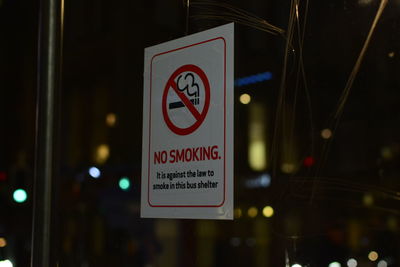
xmin=0 ymin=237 xmax=6 ymax=248
xmin=239 ymin=93 xmax=251 ymax=104
xmin=119 ymin=177 xmax=131 ymax=191
xmin=303 ymin=156 xmax=315 ymax=167
xmin=106 ymin=113 xmax=117 ymax=127
xmin=0 ymin=260 xmax=13 ymax=267
xmin=368 ymin=251 xmax=378 ymax=261
xmin=321 ymin=128 xmax=332 ymax=139
xmin=230 ymin=237 xmax=241 ymax=247
xmin=281 ymin=162 xmax=296 ymax=174
xmin=248 ymin=206 xmax=258 ymax=218
xmin=234 ymin=208 xmax=242 ymax=219
xmin=95 ymin=144 xmax=110 ymax=164
xmin=13 ymin=189 xmax=27 ymax=203
xmin=377 ymin=260 xmax=388 ymax=267
xmin=381 ymin=146 xmax=393 ymax=160
xmin=363 ymin=194 xmax=374 ymax=206
xmin=262 ymin=206 xmax=274 ymax=218
xmin=346 ymin=258 xmax=357 ymax=267
xmin=89 ymin=167 xmax=101 ymax=178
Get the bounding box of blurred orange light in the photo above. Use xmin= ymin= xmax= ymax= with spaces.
xmin=106 ymin=113 xmax=117 ymax=127
xmin=95 ymin=144 xmax=110 ymax=164
xmin=248 ymin=207 xmax=258 ymax=218
xmin=368 ymin=251 xmax=378 ymax=261
xmin=321 ymin=128 xmax=332 ymax=139
xmin=0 ymin=237 xmax=6 ymax=248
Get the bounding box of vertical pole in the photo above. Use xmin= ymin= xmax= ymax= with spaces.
xmin=31 ymin=0 xmax=63 ymax=265
xmin=185 ymin=0 xmax=190 ymax=35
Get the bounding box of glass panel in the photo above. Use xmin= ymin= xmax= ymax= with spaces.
xmin=2 ymin=0 xmax=400 ymax=266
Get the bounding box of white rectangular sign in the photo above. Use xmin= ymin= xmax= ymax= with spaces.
xmin=141 ymin=23 xmax=234 ymax=219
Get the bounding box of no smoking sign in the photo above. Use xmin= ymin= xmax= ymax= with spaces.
xmin=162 ymin=64 xmax=210 ymax=135
xmin=142 ymin=23 xmax=234 ymax=220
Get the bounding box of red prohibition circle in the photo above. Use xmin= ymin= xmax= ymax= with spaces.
xmin=162 ymin=64 xmax=211 ymax=135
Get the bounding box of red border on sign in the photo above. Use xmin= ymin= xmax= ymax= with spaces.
xmin=162 ymin=64 xmax=211 ymax=135
xmin=147 ymin=37 xmax=227 ymax=208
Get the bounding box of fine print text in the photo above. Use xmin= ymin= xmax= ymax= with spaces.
xmin=153 ymin=169 xmax=218 ymax=190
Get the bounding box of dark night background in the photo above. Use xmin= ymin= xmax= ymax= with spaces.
xmin=1 ymin=0 xmax=400 ymax=266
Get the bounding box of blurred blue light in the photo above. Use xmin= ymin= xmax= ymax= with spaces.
xmin=89 ymin=167 xmax=101 ymax=178
xmin=235 ymin=72 xmax=272 ymax=87
xmin=245 ymin=173 xmax=271 ymax=188
xmin=259 ymin=174 xmax=271 ymax=187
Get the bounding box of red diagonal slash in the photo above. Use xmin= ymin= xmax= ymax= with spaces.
xmin=169 ymin=80 xmax=202 ymax=120
xmin=162 ymin=64 xmax=210 ymax=136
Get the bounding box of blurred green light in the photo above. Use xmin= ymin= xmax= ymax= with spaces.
xmin=13 ymin=189 xmax=27 ymax=203
xmin=119 ymin=177 xmax=130 ymax=191
xmin=0 ymin=259 xmax=14 ymax=267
